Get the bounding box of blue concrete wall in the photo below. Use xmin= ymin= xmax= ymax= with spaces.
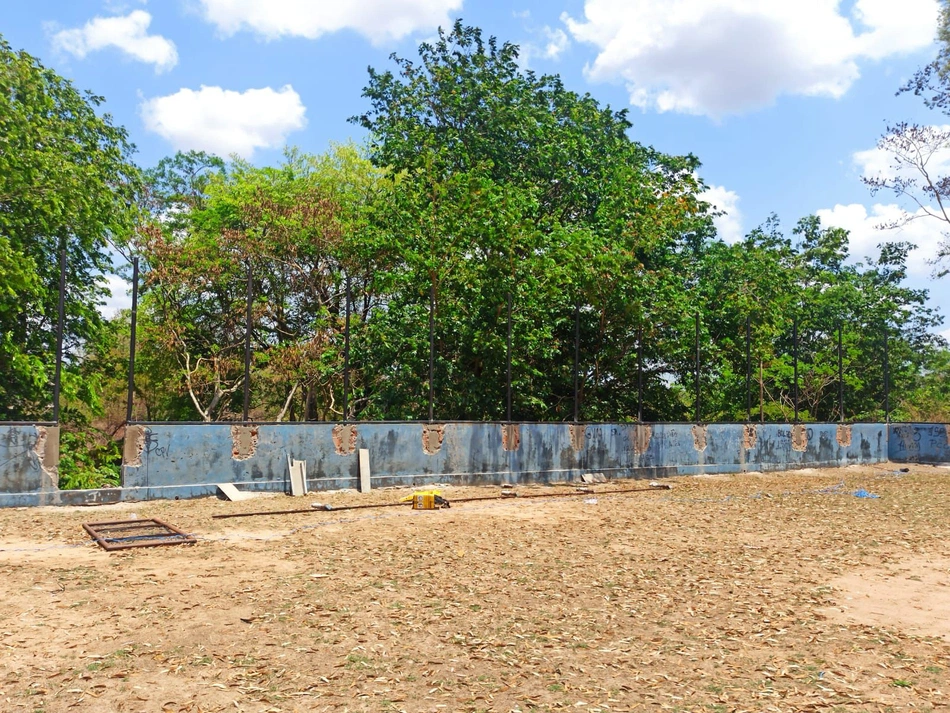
xmin=889 ymin=423 xmax=950 ymax=463
xmin=0 ymin=421 xmax=904 ymax=508
xmin=0 ymin=424 xmax=59 ymax=506
xmin=112 ymin=421 xmax=888 ymax=502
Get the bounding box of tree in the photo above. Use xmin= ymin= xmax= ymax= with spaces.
xmin=0 ymin=35 xmax=140 ymax=421
xmin=864 ymin=1 xmax=950 ymax=275
xmin=353 ymin=21 xmax=713 ymax=421
xmin=137 ymin=145 xmax=391 ymax=422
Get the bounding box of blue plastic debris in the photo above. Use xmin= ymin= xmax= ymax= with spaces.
xmin=852 ymin=489 xmax=880 ymax=499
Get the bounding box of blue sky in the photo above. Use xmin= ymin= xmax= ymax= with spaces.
xmin=4 ymin=0 xmax=949 ymax=334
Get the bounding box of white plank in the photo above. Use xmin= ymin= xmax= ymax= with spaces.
xmin=359 ymin=448 xmax=371 ymax=492
xmin=288 ymin=456 xmax=307 ymax=497
xmin=218 ymin=483 xmax=256 ymax=501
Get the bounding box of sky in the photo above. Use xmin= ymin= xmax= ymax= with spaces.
xmin=4 ymin=0 xmax=950 ymax=337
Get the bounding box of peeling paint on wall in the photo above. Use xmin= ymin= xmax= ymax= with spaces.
xmin=123 ymin=425 xmax=147 ymax=467
xmin=422 ymin=424 xmax=444 ymax=455
xmin=569 ymin=424 xmax=586 ymax=452
xmin=230 ymin=426 xmax=259 ymax=461
xmin=836 ymin=424 xmax=852 ymax=447
xmin=33 ymin=427 xmax=59 ymax=487
xmin=743 ymin=424 xmax=757 ymax=450
xmin=792 ymin=424 xmax=808 ymax=452
xmin=32 ymin=428 xmax=47 ymax=470
xmin=332 ymin=424 xmax=357 ymax=456
xmin=502 ymin=424 xmax=520 ymax=452
xmin=692 ymin=424 xmax=708 ymax=452
xmin=632 ymin=424 xmax=652 ymax=455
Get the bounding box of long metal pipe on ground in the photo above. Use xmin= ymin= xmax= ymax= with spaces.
xmin=211 ymin=485 xmax=662 ymax=520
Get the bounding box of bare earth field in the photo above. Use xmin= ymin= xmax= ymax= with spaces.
xmin=1 ymin=464 xmax=950 ymax=713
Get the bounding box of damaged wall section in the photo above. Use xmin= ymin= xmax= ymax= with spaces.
xmin=502 ymin=424 xmax=520 ymax=452
xmin=743 ymin=424 xmax=757 ymax=450
xmin=123 ymin=425 xmax=147 ymax=468
xmin=333 ymin=424 xmax=358 ymax=456
xmin=231 ymin=426 xmax=259 ymax=461
xmin=422 ymin=424 xmax=444 ymax=455
xmin=691 ymin=425 xmax=708 ymax=452
xmin=836 ymin=424 xmax=852 ymax=448
xmin=632 ymin=424 xmax=652 ymax=455
xmin=0 ymin=424 xmax=60 ymax=497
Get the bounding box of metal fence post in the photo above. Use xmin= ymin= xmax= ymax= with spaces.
xmin=883 ymin=323 xmax=890 ymax=423
xmin=573 ymin=302 xmax=580 ymax=423
xmin=694 ymin=313 xmax=701 ymax=424
xmin=792 ymin=317 xmax=799 ymax=423
xmin=125 ymin=257 xmax=139 ymax=425
xmin=343 ymin=274 xmax=351 ymax=423
xmin=637 ymin=322 xmax=644 ymax=423
xmin=506 ymin=291 xmax=513 ymax=424
xmin=837 ymin=319 xmax=844 ymax=422
xmin=745 ymin=315 xmax=751 ymax=422
xmin=428 ymin=281 xmax=435 ymax=424
xmin=243 ymin=263 xmax=252 ymax=422
xmin=52 ymin=243 xmax=66 ymax=423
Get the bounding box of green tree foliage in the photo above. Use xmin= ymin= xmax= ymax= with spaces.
xmin=353 ymin=21 xmax=713 ymax=421
xmin=902 ymin=348 xmax=950 ymax=421
xmin=135 ymin=145 xmax=391 ymax=421
xmin=129 ymin=23 xmax=943 ymax=424
xmin=0 ymin=35 xmax=139 ymax=421
xmin=4 ymin=25 xmax=948 ymax=440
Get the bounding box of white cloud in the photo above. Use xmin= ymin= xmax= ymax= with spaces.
xmin=141 ymin=85 xmax=307 ymax=158
xmin=816 ymin=203 xmax=947 ymax=277
xmin=50 ymin=10 xmax=178 ymax=72
xmin=540 ymin=27 xmax=569 ymax=60
xmin=198 ymin=0 xmax=463 ymax=44
xmin=100 ymin=275 xmax=132 ymax=319
xmin=518 ymin=25 xmax=571 ymax=67
xmin=563 ymin=0 xmax=939 ymax=117
xmin=700 ymin=184 xmax=743 ymax=243
xmin=852 ymin=0 xmax=941 ymax=60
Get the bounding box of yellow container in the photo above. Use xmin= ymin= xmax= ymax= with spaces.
xmin=412 ymin=493 xmax=436 ymax=510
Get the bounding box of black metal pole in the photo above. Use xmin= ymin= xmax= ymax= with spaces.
xmin=428 ymin=281 xmax=435 ymax=423
xmin=52 ymin=243 xmax=66 ymax=423
xmin=125 ymin=257 xmax=139 ymax=425
xmin=745 ymin=315 xmax=751 ymax=423
xmin=573 ymin=302 xmax=580 ymax=423
xmin=694 ymin=313 xmax=700 ymax=424
xmin=507 ymin=291 xmax=513 ymax=424
xmin=243 ymin=263 xmax=252 ymax=422
xmin=637 ymin=322 xmax=644 ymax=422
xmin=884 ymin=324 xmax=890 ymax=423
xmin=343 ymin=274 xmax=351 ymax=423
xmin=837 ymin=320 xmax=844 ymax=422
xmin=793 ymin=317 xmax=799 ymax=423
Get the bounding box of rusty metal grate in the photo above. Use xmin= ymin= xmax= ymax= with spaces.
xmin=83 ymin=518 xmax=196 ymax=551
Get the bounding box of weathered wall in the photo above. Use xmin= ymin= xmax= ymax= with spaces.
xmin=0 ymin=421 xmax=905 ymax=507
xmin=889 ymin=423 xmax=950 ymax=464
xmin=0 ymin=424 xmax=60 ymax=505
xmin=113 ymin=421 xmax=889 ymax=502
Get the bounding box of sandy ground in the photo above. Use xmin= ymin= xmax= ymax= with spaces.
xmin=1 ymin=463 xmax=949 ymax=712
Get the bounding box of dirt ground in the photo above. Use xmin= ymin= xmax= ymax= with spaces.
xmin=1 ymin=464 xmax=949 ymax=713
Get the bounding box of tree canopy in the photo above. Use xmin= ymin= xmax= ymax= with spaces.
xmin=0 ymin=35 xmax=139 ymax=422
